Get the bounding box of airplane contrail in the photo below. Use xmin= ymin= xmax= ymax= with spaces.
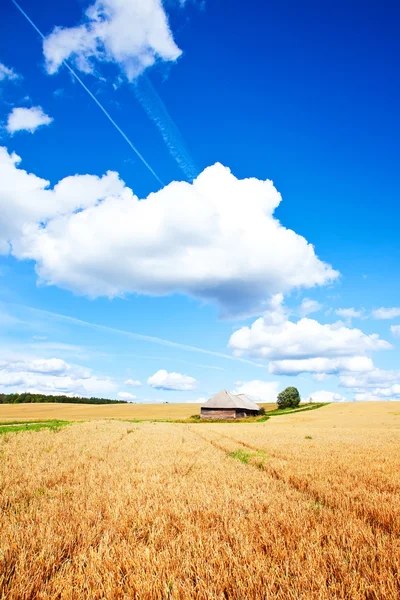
xmin=8 ymin=303 xmax=264 ymax=369
xmin=134 ymin=75 xmax=199 ymax=181
xmin=10 ymin=0 xmax=164 ymax=187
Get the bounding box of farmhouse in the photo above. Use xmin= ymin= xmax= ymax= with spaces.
xmin=200 ymin=390 xmax=260 ymax=419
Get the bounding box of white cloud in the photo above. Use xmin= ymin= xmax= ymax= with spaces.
xmin=0 ymin=356 xmax=116 ymax=397
xmin=7 ymin=357 xmax=79 ymax=375
xmin=118 ymin=391 xmax=137 ymax=400
xmin=370 ymin=385 xmax=400 ymax=398
xmin=0 ymin=62 xmax=19 ymax=82
xmin=6 ymin=107 xmax=53 ymax=134
xmin=269 ymin=356 xmax=374 ymax=376
xmin=307 ymin=390 xmax=347 ymax=403
xmin=186 ymin=397 xmax=206 ymax=404
xmin=229 ymin=302 xmax=391 ymax=359
xmin=28 ymin=342 xmax=87 ymax=357
xmin=232 ymin=380 xmax=279 ymax=403
xmin=335 ymin=307 xmax=363 ymax=319
xmin=352 ymin=393 xmax=374 ymax=401
xmin=147 ymin=369 xmax=197 ymax=391
xmin=340 ymin=367 xmax=400 ymax=401
xmin=340 ymin=368 xmax=400 ymax=389
xmin=2 ymin=155 xmax=338 ymax=316
xmin=261 ymin=293 xmax=288 ymax=324
xmin=231 ymin=296 xmax=391 ymax=388
xmin=391 ymin=325 xmax=400 ymax=337
xmin=371 ymin=307 xmax=400 ymax=320
xmin=312 ymin=373 xmax=329 ymax=382
xmin=124 ymin=378 xmax=142 ymax=387
xmin=354 ymin=385 xmax=400 ymax=401
xmin=43 ymin=0 xmax=182 ymax=81
xmin=0 ymin=146 xmax=124 ymax=254
xmin=299 ymin=298 xmax=322 ymax=316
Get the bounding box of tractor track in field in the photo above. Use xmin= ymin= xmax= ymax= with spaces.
xmin=191 ymin=427 xmax=399 ymax=538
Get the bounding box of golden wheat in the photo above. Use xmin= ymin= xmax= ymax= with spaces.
xmin=1 ymin=403 xmax=399 ymax=599
xmin=0 ymin=401 xmax=278 ymax=422
xmin=0 ymin=401 xmax=203 ymax=421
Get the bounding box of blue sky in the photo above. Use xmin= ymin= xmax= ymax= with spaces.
xmin=0 ymin=0 xmax=400 ymax=403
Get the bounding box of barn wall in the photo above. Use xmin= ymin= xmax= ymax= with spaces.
xmin=200 ymin=409 xmax=236 ymax=420
xmin=235 ymin=409 xmax=259 ymax=418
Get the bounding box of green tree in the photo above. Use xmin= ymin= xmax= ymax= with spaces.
xmin=277 ymin=387 xmax=301 ymax=409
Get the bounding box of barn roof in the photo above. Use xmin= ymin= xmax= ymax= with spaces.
xmin=201 ymin=390 xmax=260 ymax=411
xmin=235 ymin=393 xmax=262 ymax=410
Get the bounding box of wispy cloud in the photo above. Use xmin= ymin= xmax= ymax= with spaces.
xmin=299 ymin=298 xmax=322 ymax=316
xmin=10 ymin=0 xmax=164 ymax=186
xmin=133 ymin=76 xmax=199 ymax=180
xmin=5 ymin=303 xmax=264 ymax=368
xmin=371 ymin=307 xmax=400 ymax=320
xmin=0 ymin=62 xmax=20 ymax=82
xmin=40 ymin=0 xmax=195 ymax=180
xmin=335 ymin=307 xmax=364 ymax=320
xmin=124 ymin=354 xmax=226 ymax=371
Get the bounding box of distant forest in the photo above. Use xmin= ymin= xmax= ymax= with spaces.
xmin=0 ymin=393 xmax=127 ymax=405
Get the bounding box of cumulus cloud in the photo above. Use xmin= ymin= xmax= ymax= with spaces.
xmin=124 ymin=378 xmax=142 ymax=387
xmin=354 ymin=385 xmax=400 ymax=401
xmin=230 ymin=295 xmax=393 ymax=387
xmin=6 ymin=107 xmax=53 ymax=134
xmin=232 ymin=380 xmax=279 ymax=403
xmin=335 ymin=308 xmax=363 ymax=320
xmin=299 ymin=298 xmax=322 ymax=316
xmin=0 ymin=146 xmax=124 ymax=254
xmin=0 ymin=356 xmax=116 ymax=397
xmin=147 ymin=369 xmax=197 ymax=391
xmin=269 ymin=356 xmax=374 ymax=376
xmin=307 ymin=390 xmax=347 ymax=403
xmin=371 ymin=307 xmax=400 ymax=320
xmin=43 ymin=0 xmax=182 ymax=81
xmin=193 ymin=397 xmax=206 ymax=404
xmin=2 ymin=154 xmax=337 ymax=316
xmin=391 ymin=325 xmax=400 ymax=337
xmin=0 ymin=62 xmax=19 ymax=82
xmin=118 ymin=391 xmax=137 ymax=400
xmin=42 ymin=0 xmax=195 ymax=180
xmin=0 ymin=357 xmax=84 ymax=376
xmin=229 ymin=305 xmax=391 ymax=360
xmin=183 ymin=396 xmax=206 ymax=404
xmin=312 ymin=373 xmax=330 ymax=382
xmin=340 ymin=367 xmax=400 ymax=401
xmin=340 ymin=368 xmax=400 ymax=389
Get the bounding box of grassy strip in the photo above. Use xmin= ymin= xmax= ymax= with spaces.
xmin=181 ymin=403 xmax=329 ymax=423
xmin=185 ymin=415 xmax=270 ymax=424
xmin=0 ymin=420 xmax=57 ymax=426
xmin=265 ymin=402 xmax=329 ymax=416
xmin=118 ymin=404 xmax=328 ymax=426
xmin=228 ymin=448 xmax=268 ymax=468
xmin=118 ymin=415 xmax=271 ymax=425
xmin=0 ymin=420 xmax=71 ymax=435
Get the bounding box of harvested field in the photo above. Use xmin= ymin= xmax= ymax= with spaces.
xmin=0 ymin=401 xmax=205 ymax=422
xmin=0 ymin=401 xmax=277 ymax=422
xmin=1 ymin=403 xmax=399 ymax=599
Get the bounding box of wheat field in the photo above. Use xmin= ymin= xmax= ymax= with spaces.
xmin=0 ymin=402 xmax=279 ymax=422
xmin=0 ymin=401 xmax=204 ymax=421
xmin=1 ymin=403 xmax=399 ymax=599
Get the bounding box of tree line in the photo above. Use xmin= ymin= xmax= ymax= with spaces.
xmin=0 ymin=392 xmax=127 ymax=405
